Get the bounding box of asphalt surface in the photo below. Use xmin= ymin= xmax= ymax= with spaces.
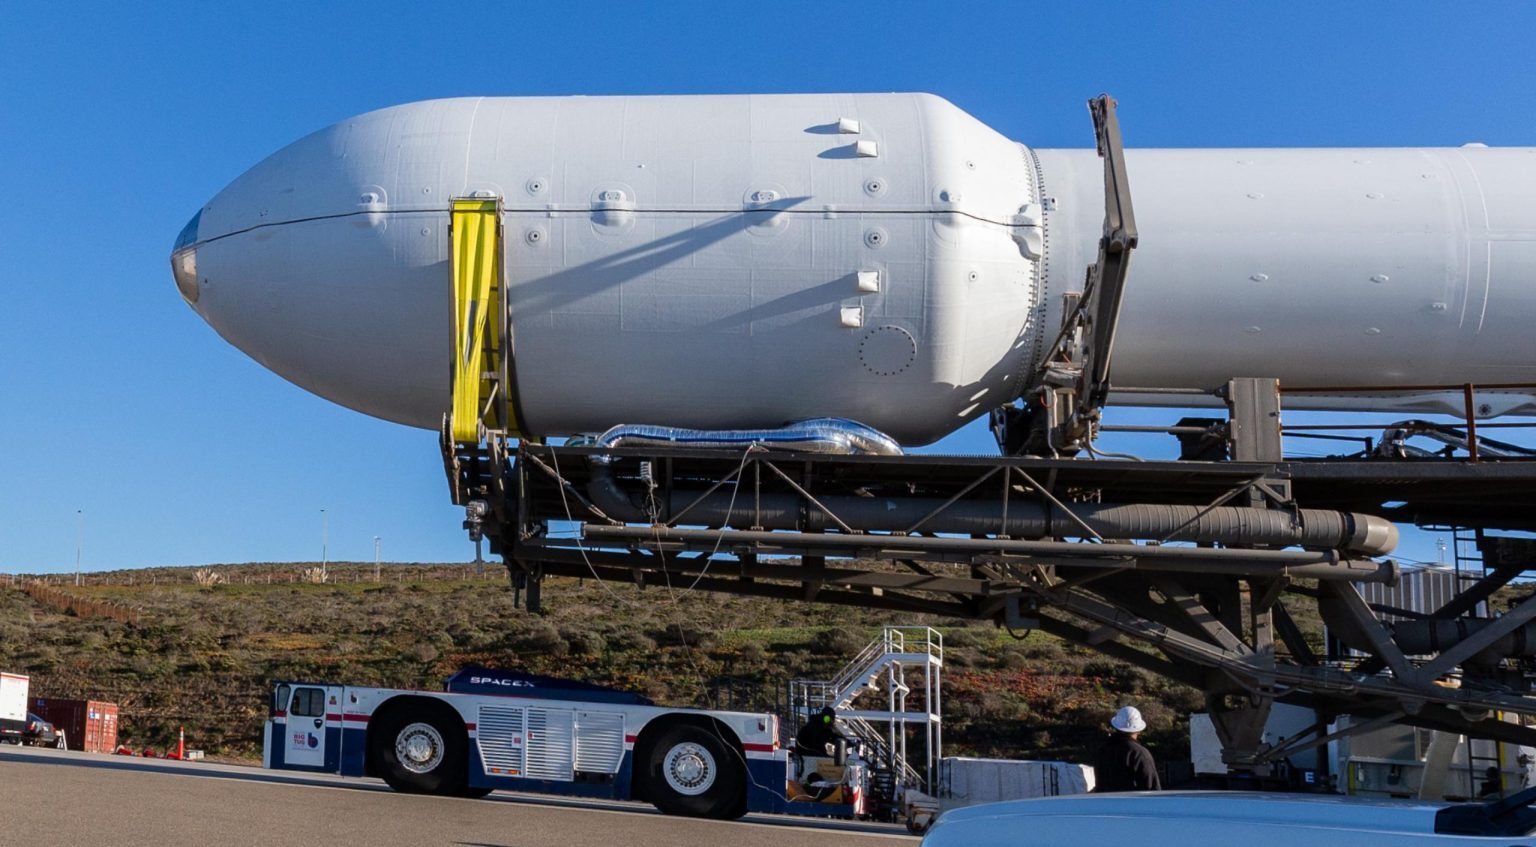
xmin=0 ymin=744 xmax=915 ymax=847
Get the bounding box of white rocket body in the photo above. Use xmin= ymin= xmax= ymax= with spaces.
xmin=172 ymin=94 xmax=1536 ymax=445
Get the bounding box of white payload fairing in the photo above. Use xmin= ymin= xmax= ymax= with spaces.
xmin=171 ymin=93 xmax=1536 ymax=445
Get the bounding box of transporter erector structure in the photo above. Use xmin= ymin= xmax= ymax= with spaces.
xmin=175 ymin=93 xmax=1536 ymax=786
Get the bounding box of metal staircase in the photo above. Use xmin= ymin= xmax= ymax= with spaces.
xmin=786 ymin=626 xmax=943 ymax=811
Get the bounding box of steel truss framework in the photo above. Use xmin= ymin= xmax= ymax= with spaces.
xmin=440 ymin=426 xmax=1536 ymax=776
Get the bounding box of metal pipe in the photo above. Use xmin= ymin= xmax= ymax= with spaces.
xmin=579 ymin=525 xmax=1399 ymax=583
xmin=1392 ymin=618 xmax=1536 ymax=663
xmin=585 ymin=462 xmax=1399 ymax=555
xmin=1319 ymin=595 xmax=1536 ymax=664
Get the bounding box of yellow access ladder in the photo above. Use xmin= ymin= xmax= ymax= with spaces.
xmin=447 ymin=197 xmax=516 ymax=443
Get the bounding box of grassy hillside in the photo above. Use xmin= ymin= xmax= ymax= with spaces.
xmin=0 ymin=563 xmax=1201 ymax=767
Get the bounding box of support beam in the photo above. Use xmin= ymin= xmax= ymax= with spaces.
xmin=1257 ymin=710 xmax=1404 ymax=764
xmin=1324 ymin=581 xmax=1419 ymax=683
xmin=1418 ymin=588 xmax=1536 ymax=680
xmin=577 ymin=524 xmax=1395 ymax=582
xmin=1152 ymin=576 xmax=1252 ymax=656
xmin=1430 ymin=565 xmax=1523 ymax=621
xmin=1272 ymin=601 xmax=1319 ymax=666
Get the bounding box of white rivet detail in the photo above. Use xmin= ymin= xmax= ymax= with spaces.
xmin=1365 ymin=327 xmax=1382 ymax=335
xmin=854 ymin=140 xmax=879 ymax=158
xmin=1366 ymin=192 xmax=1384 ymax=199
xmin=1245 ymin=326 xmax=1262 ymax=334
xmin=1250 ymin=273 xmax=1269 ymax=282
xmin=1247 ymin=192 xmax=1264 ymax=199
xmin=1370 ymin=274 xmax=1390 ymax=284
xmin=857 ymin=271 xmax=880 ymax=293
xmin=840 ymin=306 xmax=864 ymax=328
xmin=1430 ymin=301 xmax=1448 ymax=312
xmin=837 ymin=117 xmax=861 ymax=134
xmin=470 ymin=189 xmax=496 ymax=199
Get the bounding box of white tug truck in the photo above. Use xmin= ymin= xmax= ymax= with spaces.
xmin=263 ymin=626 xmax=944 ymax=824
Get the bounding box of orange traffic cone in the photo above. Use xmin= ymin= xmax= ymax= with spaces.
xmin=165 ymin=726 xmax=185 ymax=761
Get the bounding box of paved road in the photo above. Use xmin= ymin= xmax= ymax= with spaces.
xmin=0 ymin=745 xmax=914 ymax=847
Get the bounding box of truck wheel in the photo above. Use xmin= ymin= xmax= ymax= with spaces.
xmin=370 ymin=704 xmax=468 ymax=795
xmin=644 ymin=723 xmax=745 ymax=819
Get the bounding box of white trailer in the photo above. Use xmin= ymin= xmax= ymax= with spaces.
xmin=0 ymin=672 xmax=30 ymax=744
xmin=262 ymin=667 xmax=874 ymax=820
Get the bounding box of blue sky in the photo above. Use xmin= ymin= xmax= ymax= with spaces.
xmin=2 ymin=1 xmax=1532 ymax=572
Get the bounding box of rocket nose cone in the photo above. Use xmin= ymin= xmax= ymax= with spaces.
xmin=170 ymin=210 xmax=202 ymax=307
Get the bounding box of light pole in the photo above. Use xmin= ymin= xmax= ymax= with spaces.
xmin=373 ymin=536 xmax=381 ymax=582
xmin=320 ymin=509 xmax=328 ymax=570
xmin=74 ymin=510 xmax=83 ymax=587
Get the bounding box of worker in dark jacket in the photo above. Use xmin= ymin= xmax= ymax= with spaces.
xmin=1093 ymin=706 xmax=1162 ymax=792
xmin=795 ymin=706 xmax=843 ymax=757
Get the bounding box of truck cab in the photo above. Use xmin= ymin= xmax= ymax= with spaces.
xmin=264 ymin=681 xmax=346 ymax=773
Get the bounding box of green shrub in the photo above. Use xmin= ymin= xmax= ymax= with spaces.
xmin=811 ymin=626 xmax=866 ymax=656
xmin=564 ymin=629 xmax=606 ymax=656
xmin=516 ymin=623 xmax=569 ymax=657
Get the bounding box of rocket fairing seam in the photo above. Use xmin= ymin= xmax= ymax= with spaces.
xmin=188 ymin=205 xmax=1041 ymax=250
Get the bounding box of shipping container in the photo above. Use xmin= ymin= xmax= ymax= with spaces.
xmin=30 ymin=698 xmax=118 ymax=753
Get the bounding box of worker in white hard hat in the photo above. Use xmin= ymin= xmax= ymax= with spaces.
xmin=1092 ymin=705 xmax=1162 ymax=792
